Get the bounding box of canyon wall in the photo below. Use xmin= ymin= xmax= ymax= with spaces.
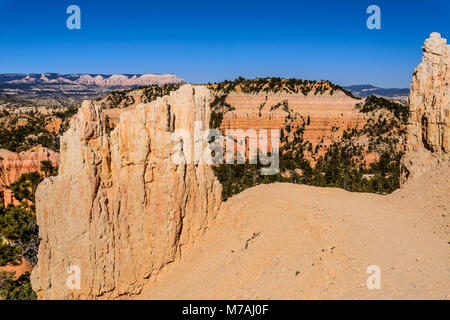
xmin=402 ymin=32 xmax=450 ymax=182
xmin=31 ymin=84 xmax=222 ymax=299
xmin=220 ymin=92 xmax=368 ymax=165
xmin=0 ymin=146 xmax=59 ymax=206
xmin=222 ymin=93 xmax=366 ymax=146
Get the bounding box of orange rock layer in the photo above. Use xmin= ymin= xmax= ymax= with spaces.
xmin=219 ymin=93 xmax=368 ymax=163
xmin=0 ymin=146 xmax=59 ymax=206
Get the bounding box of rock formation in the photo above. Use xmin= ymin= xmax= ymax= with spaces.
xmin=98 ymin=81 xmax=370 ymax=160
xmin=31 ymin=84 xmax=222 ymax=299
xmin=0 ymin=146 xmax=59 ymax=206
xmin=219 ymin=92 xmax=370 ymax=166
xmin=221 ymin=93 xmax=366 ymax=146
xmin=402 ymin=32 xmax=450 ymax=182
xmin=0 ymin=73 xmax=184 ymax=107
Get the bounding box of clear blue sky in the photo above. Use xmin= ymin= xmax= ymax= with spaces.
xmin=0 ymin=0 xmax=448 ymax=87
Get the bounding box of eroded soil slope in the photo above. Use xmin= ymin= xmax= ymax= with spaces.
xmin=138 ymin=162 xmax=449 ymax=299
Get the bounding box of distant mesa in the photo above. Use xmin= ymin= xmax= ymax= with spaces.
xmin=0 ymin=73 xmax=184 ymax=106
xmin=0 ymin=73 xmax=184 ymax=87
xmin=343 ymin=84 xmax=409 ymax=101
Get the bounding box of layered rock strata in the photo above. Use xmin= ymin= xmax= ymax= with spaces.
xmin=221 ymin=93 xmax=366 ymax=145
xmin=0 ymin=146 xmax=59 ymax=206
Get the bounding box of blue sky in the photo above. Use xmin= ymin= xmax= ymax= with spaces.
xmin=0 ymin=0 xmax=448 ymax=87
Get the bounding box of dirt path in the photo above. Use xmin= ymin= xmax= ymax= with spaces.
xmin=137 ymin=163 xmax=449 ymax=299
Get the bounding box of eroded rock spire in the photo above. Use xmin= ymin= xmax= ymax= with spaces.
xmin=401 ymin=32 xmax=450 ymax=182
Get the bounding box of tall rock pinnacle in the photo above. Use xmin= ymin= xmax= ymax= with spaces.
xmin=401 ymin=32 xmax=450 ymax=182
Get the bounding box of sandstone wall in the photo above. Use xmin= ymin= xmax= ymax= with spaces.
xmin=222 ymin=93 xmax=366 ymax=144
xmin=0 ymin=146 xmax=59 ymax=206
xmin=220 ymin=93 xmax=368 ymax=165
xmin=402 ymin=32 xmax=450 ymax=182
xmin=31 ymin=85 xmax=222 ymax=299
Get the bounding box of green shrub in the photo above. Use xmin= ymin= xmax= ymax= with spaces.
xmin=0 ymin=271 xmax=36 ymax=300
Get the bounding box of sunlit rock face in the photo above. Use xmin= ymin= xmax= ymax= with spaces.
xmin=402 ymin=32 xmax=450 ymax=182
xmin=220 ymin=92 xmax=368 ymax=165
xmin=221 ymin=93 xmax=366 ymax=144
xmin=31 ymin=84 xmax=222 ymax=299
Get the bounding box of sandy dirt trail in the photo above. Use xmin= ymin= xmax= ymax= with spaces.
xmin=137 ymin=163 xmax=449 ymax=299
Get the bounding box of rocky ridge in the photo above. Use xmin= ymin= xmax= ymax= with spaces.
xmin=0 ymin=73 xmax=183 ymax=87
xmin=0 ymin=73 xmax=184 ymax=107
xmin=31 ymin=84 xmax=222 ymax=299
